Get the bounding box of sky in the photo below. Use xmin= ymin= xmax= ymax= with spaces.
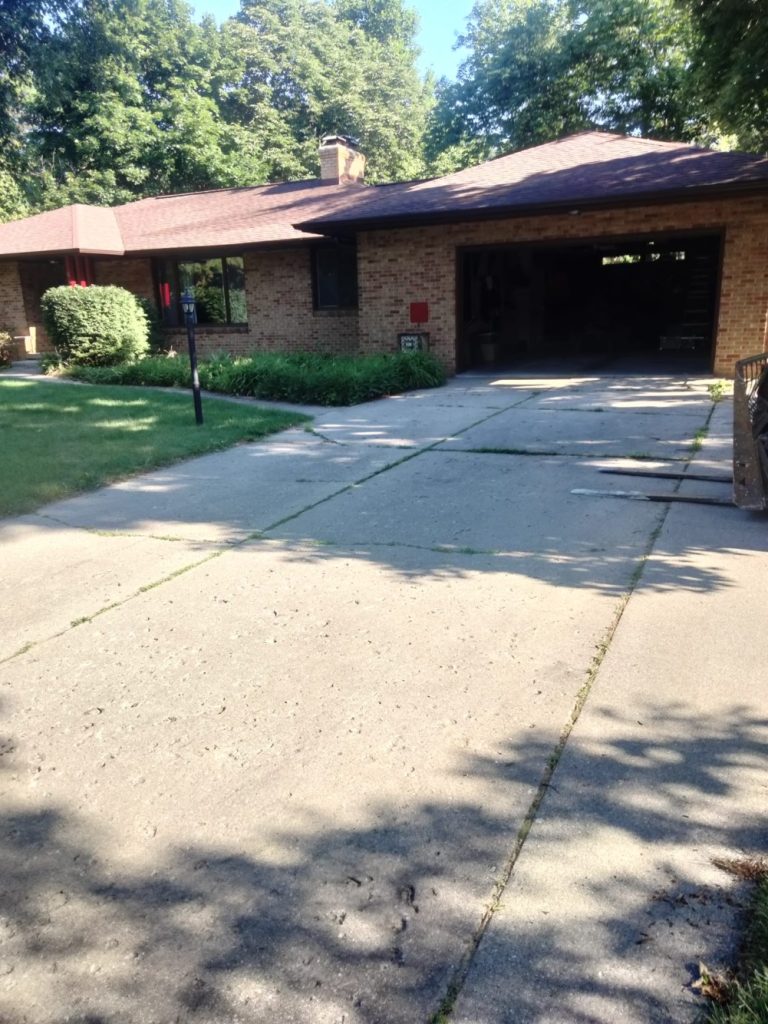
xmin=190 ymin=0 xmax=472 ymax=79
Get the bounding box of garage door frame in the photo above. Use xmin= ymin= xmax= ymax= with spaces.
xmin=454 ymin=226 xmax=726 ymax=373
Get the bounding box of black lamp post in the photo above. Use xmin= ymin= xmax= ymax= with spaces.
xmin=180 ymin=289 xmax=204 ymax=425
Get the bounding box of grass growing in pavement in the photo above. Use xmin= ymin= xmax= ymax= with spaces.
xmin=707 ymin=379 xmax=732 ymax=403
xmin=707 ymin=862 xmax=768 ymax=1024
xmin=0 ymin=379 xmax=309 ymax=517
xmin=691 ymin=425 xmax=710 ymax=453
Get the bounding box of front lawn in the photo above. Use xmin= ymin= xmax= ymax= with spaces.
xmin=0 ymin=380 xmax=309 ymax=517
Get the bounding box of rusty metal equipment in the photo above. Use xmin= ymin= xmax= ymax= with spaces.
xmin=733 ymin=352 xmax=768 ymax=511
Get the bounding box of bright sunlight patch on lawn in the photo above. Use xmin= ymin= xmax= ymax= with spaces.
xmin=0 ymin=380 xmax=310 ymax=517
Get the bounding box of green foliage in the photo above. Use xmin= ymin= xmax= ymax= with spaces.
xmin=0 ymin=378 xmax=308 ymax=516
xmin=0 ymin=165 xmax=31 ymax=223
xmin=41 ymin=285 xmax=150 ymax=366
xmin=1 ymin=0 xmax=767 ymax=213
xmin=0 ymin=328 xmax=13 ymax=367
xmin=135 ymin=297 xmax=165 ymax=351
xmin=40 ymin=351 xmax=64 ymax=373
xmin=65 ymin=354 xmax=190 ymax=387
xmin=429 ymin=0 xmax=714 ymax=159
xmin=28 ymin=0 xmax=253 ymax=207
xmin=681 ymin=0 xmax=768 ymax=153
xmin=709 ymin=874 xmax=768 ymax=1023
xmin=14 ymin=0 xmax=432 ymax=208
xmin=222 ymin=0 xmax=434 ymax=184
xmin=707 ymin=379 xmax=731 ymax=403
xmin=66 ymin=351 xmax=446 ymax=405
xmin=0 ymin=1 xmax=72 ymax=175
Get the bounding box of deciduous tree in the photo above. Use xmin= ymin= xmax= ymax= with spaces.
xmin=429 ymin=0 xmax=712 ymax=165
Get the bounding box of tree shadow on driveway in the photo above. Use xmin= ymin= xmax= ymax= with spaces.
xmin=0 ymin=703 xmax=766 ymax=1024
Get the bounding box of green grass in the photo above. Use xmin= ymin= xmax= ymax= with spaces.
xmin=692 ymin=425 xmax=710 ymax=453
xmin=709 ymin=872 xmax=768 ymax=1024
xmin=61 ymin=350 xmax=446 ymax=406
xmin=0 ymin=380 xmax=309 ymax=517
xmin=708 ymin=380 xmax=732 ymax=403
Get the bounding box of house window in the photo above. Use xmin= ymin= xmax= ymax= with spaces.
xmin=312 ymin=243 xmax=358 ymax=310
xmin=155 ymin=256 xmax=247 ymax=326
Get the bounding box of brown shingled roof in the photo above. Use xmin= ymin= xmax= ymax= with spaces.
xmin=297 ymin=132 xmax=768 ymax=233
xmin=1 ymin=133 xmax=767 ymax=259
xmin=113 ymin=178 xmax=364 ymax=254
xmin=0 ymin=204 xmax=123 ymax=257
xmin=0 ymin=179 xmax=364 ymax=258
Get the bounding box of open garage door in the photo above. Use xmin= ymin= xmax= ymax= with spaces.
xmin=457 ymin=233 xmax=721 ymax=372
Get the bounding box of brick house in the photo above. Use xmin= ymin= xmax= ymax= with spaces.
xmin=1 ymin=132 xmax=767 ymax=376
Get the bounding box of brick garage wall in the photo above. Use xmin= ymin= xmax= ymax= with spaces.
xmin=357 ymin=195 xmax=768 ymax=376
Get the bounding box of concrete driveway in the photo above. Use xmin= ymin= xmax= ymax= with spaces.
xmin=0 ymin=370 xmax=766 ymax=1024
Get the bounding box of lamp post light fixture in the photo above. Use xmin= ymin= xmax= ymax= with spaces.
xmin=180 ymin=289 xmax=204 ymax=425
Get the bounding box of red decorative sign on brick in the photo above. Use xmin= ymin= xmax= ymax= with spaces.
xmin=410 ymin=302 xmax=429 ymax=324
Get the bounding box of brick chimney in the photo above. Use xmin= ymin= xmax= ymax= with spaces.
xmin=319 ymin=135 xmax=366 ymax=184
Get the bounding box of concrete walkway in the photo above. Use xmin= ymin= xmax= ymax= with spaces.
xmin=0 ymin=370 xmax=765 ymax=1024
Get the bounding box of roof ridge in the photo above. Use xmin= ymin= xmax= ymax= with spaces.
xmin=113 ymin=176 xmax=360 ymax=208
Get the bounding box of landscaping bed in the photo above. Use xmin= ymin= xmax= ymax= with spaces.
xmin=0 ymin=380 xmax=309 ymax=517
xmin=58 ymin=351 xmax=446 ymax=406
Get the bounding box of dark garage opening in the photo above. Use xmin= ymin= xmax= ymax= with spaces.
xmin=457 ymin=234 xmax=721 ymax=373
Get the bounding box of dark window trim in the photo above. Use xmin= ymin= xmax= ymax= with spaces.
xmin=153 ymin=253 xmax=248 ymax=327
xmin=311 ymin=242 xmax=358 ymax=312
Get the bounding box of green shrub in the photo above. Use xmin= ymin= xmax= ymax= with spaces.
xmin=41 ymin=285 xmax=149 ymax=366
xmin=40 ymin=352 xmax=64 ymax=374
xmin=65 ymin=351 xmax=445 ymax=405
xmin=709 ymin=872 xmax=768 ymax=1022
xmin=0 ymin=328 xmax=13 ymax=368
xmin=66 ymin=354 xmax=190 ymax=387
xmin=135 ymin=297 xmax=165 ymax=352
xmin=198 ymin=351 xmax=445 ymax=404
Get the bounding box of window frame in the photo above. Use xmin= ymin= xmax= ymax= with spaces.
xmin=311 ymin=241 xmax=359 ymax=312
xmin=154 ymin=254 xmax=248 ymax=327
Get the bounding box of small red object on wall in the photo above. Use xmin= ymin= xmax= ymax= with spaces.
xmin=410 ymin=301 xmax=429 ymax=324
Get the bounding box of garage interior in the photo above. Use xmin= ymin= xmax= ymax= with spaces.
xmin=457 ymin=234 xmax=722 ymax=372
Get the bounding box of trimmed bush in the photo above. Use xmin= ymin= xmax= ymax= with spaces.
xmin=65 ymin=351 xmax=446 ymax=405
xmin=0 ymin=329 xmax=13 ymax=368
xmin=41 ymin=285 xmax=149 ymax=366
xmin=135 ymin=296 xmax=165 ymax=352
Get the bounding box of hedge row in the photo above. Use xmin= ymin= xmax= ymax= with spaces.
xmin=63 ymin=351 xmax=446 ymax=405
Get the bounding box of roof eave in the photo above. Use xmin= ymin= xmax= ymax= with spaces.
xmin=0 ymin=246 xmax=125 ymax=261
xmin=119 ymin=235 xmax=326 ymax=259
xmin=295 ymin=179 xmax=768 ymax=236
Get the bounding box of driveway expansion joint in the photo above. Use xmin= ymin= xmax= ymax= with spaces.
xmin=430 ymin=404 xmax=717 ymax=1023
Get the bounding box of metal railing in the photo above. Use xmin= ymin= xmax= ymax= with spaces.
xmin=733 ymin=352 xmax=768 ymax=510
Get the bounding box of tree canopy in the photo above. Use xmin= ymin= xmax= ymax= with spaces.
xmin=0 ymin=0 xmax=765 ymax=221
xmin=7 ymin=0 xmax=433 ymax=214
xmin=681 ymin=0 xmax=768 ymax=153
xmin=428 ymin=0 xmax=714 ymax=166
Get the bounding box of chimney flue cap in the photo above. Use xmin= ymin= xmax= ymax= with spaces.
xmin=320 ymin=134 xmax=360 ymax=150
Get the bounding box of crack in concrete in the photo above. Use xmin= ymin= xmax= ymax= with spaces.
xmin=432 ymin=447 xmax=696 ymax=462
xmin=2 ymin=393 xmax=531 ymax=666
xmin=0 ymin=550 xmax=223 ymax=667
xmin=429 ymin=400 xmax=719 ymax=1022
